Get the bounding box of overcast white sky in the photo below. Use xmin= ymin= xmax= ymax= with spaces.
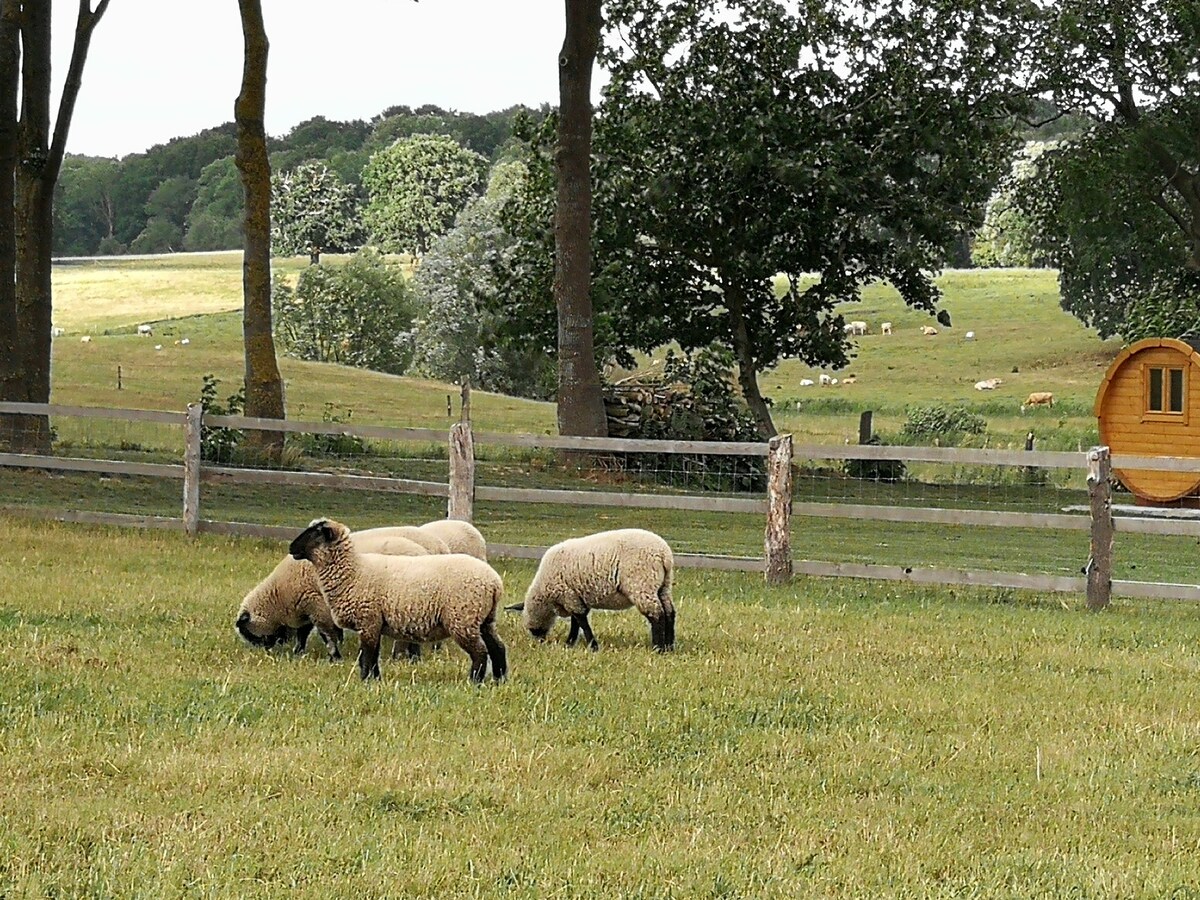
xmin=51 ymin=0 xmax=569 ymax=159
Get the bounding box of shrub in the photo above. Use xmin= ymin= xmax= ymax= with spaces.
xmin=273 ymin=248 xmax=415 ymax=374
xmin=294 ymin=403 xmax=367 ymax=459
xmin=901 ymin=404 xmax=987 ymax=443
xmin=198 ymin=374 xmax=245 ymax=463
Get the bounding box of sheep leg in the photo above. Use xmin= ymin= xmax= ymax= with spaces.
xmin=391 ymin=640 xmax=421 ymax=661
xmin=480 ymin=619 xmax=508 ymax=682
xmin=357 ymin=635 xmax=382 ymax=681
xmin=660 ymin=591 xmax=676 ymax=652
xmin=647 ymin=614 xmax=667 ymax=652
xmin=318 ymin=628 xmax=342 ymax=662
xmin=573 ymin=613 xmax=600 ymax=651
xmin=455 ymin=633 xmax=491 ymax=684
xmin=292 ymin=622 xmax=314 ymax=655
xmin=565 ymin=617 xmax=581 ymax=646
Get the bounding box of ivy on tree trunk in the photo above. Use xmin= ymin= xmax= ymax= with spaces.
xmin=235 ymin=0 xmax=285 ymax=460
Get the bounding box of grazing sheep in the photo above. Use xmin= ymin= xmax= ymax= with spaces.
xmin=819 ymin=373 xmax=833 ymax=386
xmin=965 ymin=330 xmax=976 ymax=340
xmin=1021 ymin=391 xmax=1055 ymax=413
xmin=799 ymin=378 xmax=815 ymax=387
xmin=80 ymin=335 xmax=91 ymax=344
xmin=511 ymin=528 xmax=675 ymax=653
xmin=289 ymin=518 xmax=508 ymax=683
xmin=137 ymin=324 xmax=152 ymax=336
xmin=844 ymin=320 xmax=868 ymax=336
xmin=881 ymin=322 xmax=893 ymax=335
xmin=921 ymin=325 xmax=939 ymax=336
xmin=417 ymin=518 xmax=487 ymax=560
xmin=841 ymin=375 xmax=857 ymax=385
xmin=235 ymin=529 xmax=430 ymax=661
xmin=352 ymin=524 xmax=449 ymax=555
xmin=974 ymin=378 xmax=1003 ymax=391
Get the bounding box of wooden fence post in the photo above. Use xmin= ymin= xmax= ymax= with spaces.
xmin=858 ymin=410 xmax=873 ymax=445
xmin=460 ymin=377 xmax=471 ymax=424
xmin=765 ymin=433 xmax=793 ymax=584
xmin=448 ymin=421 xmax=475 ymax=522
xmin=1086 ymin=445 xmax=1113 ymax=610
xmin=183 ymin=402 xmax=202 ymax=536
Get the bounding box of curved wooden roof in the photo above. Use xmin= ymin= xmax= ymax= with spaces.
xmin=1094 ymin=337 xmax=1200 ymax=417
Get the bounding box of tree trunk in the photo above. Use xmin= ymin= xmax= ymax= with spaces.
xmin=235 ymin=0 xmax=285 ymax=460
xmin=553 ymin=0 xmax=607 ymax=437
xmin=725 ymin=281 xmax=777 ymax=439
xmin=0 ymin=0 xmax=21 ymax=451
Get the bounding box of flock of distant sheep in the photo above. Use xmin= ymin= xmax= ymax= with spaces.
xmin=55 ymin=322 xmax=190 ymax=352
xmin=236 ymin=518 xmax=676 ymax=683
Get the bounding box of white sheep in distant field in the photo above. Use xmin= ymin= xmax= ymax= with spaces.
xmin=818 ymin=373 xmax=833 ymax=386
xmin=80 ymin=335 xmax=91 ymax=344
xmin=974 ymin=378 xmax=1003 ymax=391
xmin=137 ymin=324 xmax=153 ymax=336
xmin=841 ymin=375 xmax=857 ymax=385
xmin=921 ymin=325 xmax=939 ymax=336
xmin=881 ymin=322 xmax=893 ymax=335
xmin=510 ymin=528 xmax=675 ymax=652
xmin=846 ymin=320 xmax=868 ymax=336
xmin=965 ymin=331 xmax=976 ymax=340
xmin=799 ymin=378 xmax=815 ymax=387
xmin=50 ymin=326 xmax=64 ymax=338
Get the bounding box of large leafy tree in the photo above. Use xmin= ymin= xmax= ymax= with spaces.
xmin=270 ymin=162 xmax=361 ymax=263
xmin=361 ymin=133 xmax=487 ymax=256
xmin=53 ymin=154 xmax=119 ymax=254
xmin=0 ymin=0 xmax=110 ymax=452
xmin=183 ymin=156 xmax=243 ymax=251
xmin=1017 ymin=0 xmax=1200 ymax=339
xmin=499 ymin=0 xmax=1029 ymax=437
xmin=235 ymin=0 xmax=285 ymax=458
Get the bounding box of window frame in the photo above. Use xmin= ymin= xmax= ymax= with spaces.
xmin=1142 ymin=363 xmax=1188 ymax=423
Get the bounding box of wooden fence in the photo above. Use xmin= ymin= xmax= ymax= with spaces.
xmin=4 ymin=400 xmax=1200 ymax=606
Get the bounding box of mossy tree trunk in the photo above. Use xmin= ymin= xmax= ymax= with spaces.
xmin=235 ymin=0 xmax=285 ymax=461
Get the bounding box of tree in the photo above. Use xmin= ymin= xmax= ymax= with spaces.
xmin=552 ymin=0 xmax=1026 ymax=437
xmin=184 ymin=156 xmax=243 ymax=251
xmin=273 ymin=248 xmax=415 ymax=374
xmin=971 ymin=141 xmax=1059 ymax=269
xmin=53 ymin=154 xmax=119 ymax=255
xmin=553 ymin=0 xmax=608 ymax=437
xmin=1017 ymin=0 xmax=1200 ymax=338
xmin=0 ymin=0 xmax=110 ymax=453
xmin=361 ymin=133 xmax=487 ymax=255
xmin=235 ymin=0 xmax=284 ymax=458
xmin=271 ymin=163 xmax=361 ymax=263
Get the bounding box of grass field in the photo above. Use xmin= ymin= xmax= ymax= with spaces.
xmin=2 ymin=518 xmax=1200 ymax=897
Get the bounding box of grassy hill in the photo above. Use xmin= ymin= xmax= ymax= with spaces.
xmin=49 ymin=254 xmax=1115 ymax=449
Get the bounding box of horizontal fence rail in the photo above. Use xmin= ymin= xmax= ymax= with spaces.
xmin=3 ymin=401 xmax=1200 ymax=603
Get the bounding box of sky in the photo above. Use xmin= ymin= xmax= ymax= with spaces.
xmin=51 ymin=0 xmax=570 ymax=159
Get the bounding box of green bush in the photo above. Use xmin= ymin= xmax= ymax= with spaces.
xmin=901 ymin=404 xmax=987 ymax=443
xmin=198 ymin=374 xmax=245 ymax=463
xmin=294 ymin=403 xmax=367 ymax=459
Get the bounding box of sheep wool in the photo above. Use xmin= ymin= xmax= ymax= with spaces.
xmin=351 ymin=524 xmax=449 ymax=555
xmin=417 ymin=518 xmax=488 ymax=560
xmin=289 ymin=518 xmax=508 ymax=683
xmin=235 ymin=529 xmax=430 ymax=661
xmin=518 ymin=527 xmax=676 ymax=652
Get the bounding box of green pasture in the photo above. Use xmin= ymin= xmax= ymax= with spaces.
xmin=2 ymin=518 xmax=1199 ymax=898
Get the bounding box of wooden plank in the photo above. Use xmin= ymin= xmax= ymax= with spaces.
xmin=792 ymin=443 xmax=1083 ymax=468
xmin=486 ymin=542 xmax=765 ymax=571
xmin=197 ymin=520 xmax=296 ymax=540
xmin=474 ymin=485 xmax=768 ymax=513
xmin=0 ymin=453 xmax=184 ymax=479
xmin=792 ymin=558 xmax=1086 ymax=593
xmin=0 ymin=506 xmax=186 ymax=531
xmin=1113 ymin=516 xmax=1200 ymax=537
xmin=204 ymin=413 xmax=445 ymax=443
xmin=792 ymin=501 xmax=1090 ymax=530
xmin=474 ymin=431 xmax=771 ymax=456
xmin=0 ymin=401 xmax=184 ymax=425
xmin=1086 ymin=447 xmax=1113 ymax=609
xmin=1111 ymin=454 xmax=1200 ymax=472
xmin=199 ymin=466 xmax=450 ymax=496
xmin=1111 ymin=580 xmax=1200 ymax=602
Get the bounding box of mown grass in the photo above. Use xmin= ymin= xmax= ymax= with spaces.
xmin=2 ymin=517 xmax=1200 ymax=898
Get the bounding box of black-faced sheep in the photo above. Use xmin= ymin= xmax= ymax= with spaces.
xmin=235 ymin=529 xmax=430 ymax=660
xmin=509 ymin=528 xmax=675 ymax=652
xmin=288 ymin=518 xmax=508 ymax=683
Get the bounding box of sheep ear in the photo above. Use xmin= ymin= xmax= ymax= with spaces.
xmin=320 ymin=522 xmax=336 ymax=543
xmin=504 ymin=602 xmax=525 ymax=613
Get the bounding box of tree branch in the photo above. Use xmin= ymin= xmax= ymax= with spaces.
xmin=47 ymin=0 xmax=110 ymax=181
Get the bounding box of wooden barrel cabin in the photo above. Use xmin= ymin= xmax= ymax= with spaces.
xmin=1094 ymin=337 xmax=1200 ymax=504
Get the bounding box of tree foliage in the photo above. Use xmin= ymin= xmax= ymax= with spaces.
xmin=361 ymin=133 xmax=487 ymax=256
xmin=971 ymin=141 xmax=1057 ymax=268
xmin=184 ymin=156 xmax=242 ymax=251
xmin=273 ymin=248 xmax=416 ymax=374
xmin=1017 ymin=0 xmax=1200 ymax=339
xmin=270 ymin=163 xmax=361 ymax=262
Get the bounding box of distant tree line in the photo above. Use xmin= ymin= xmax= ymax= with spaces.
xmin=51 ymin=104 xmax=540 ymax=257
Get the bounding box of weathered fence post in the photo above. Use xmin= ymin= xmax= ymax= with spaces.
xmin=183 ymin=402 xmax=202 ymax=537
xmin=1086 ymin=445 xmax=1113 ymax=610
xmin=448 ymin=424 xmax=475 ymax=522
xmin=765 ymin=433 xmax=794 ymax=584
xmin=858 ymin=410 xmax=874 ymax=445
xmin=460 ymin=377 xmax=471 ymax=424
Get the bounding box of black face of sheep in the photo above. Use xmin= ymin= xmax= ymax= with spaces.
xmin=289 ymin=520 xmax=336 ymax=561
xmin=235 ymin=609 xmax=290 ymax=651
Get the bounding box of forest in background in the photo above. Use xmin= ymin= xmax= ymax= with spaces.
xmin=52 ymin=103 xmax=542 ymax=257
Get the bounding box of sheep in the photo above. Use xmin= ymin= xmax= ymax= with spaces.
xmin=845 ymin=320 xmax=868 ymax=336
xmin=921 ymin=325 xmax=939 ymax=336
xmin=137 ymin=324 xmax=152 ymax=336
xmin=80 ymin=335 xmax=91 ymax=344
xmin=509 ymin=528 xmax=675 ymax=653
xmin=1021 ymin=391 xmax=1055 ymax=413
xmin=50 ymin=326 xmax=64 ymax=338
xmin=416 ymin=518 xmax=487 ymax=561
xmin=235 ymin=529 xmax=431 ymax=661
xmin=352 ymin=524 xmax=449 ymax=555
xmin=841 ymin=375 xmax=857 ymax=385
xmin=881 ymin=322 xmax=893 ymax=336
xmin=289 ymin=518 xmax=508 ymax=683
xmin=799 ymin=378 xmax=815 ymax=387
xmin=818 ymin=373 xmax=833 ymax=386
xmin=974 ymin=378 xmax=1003 ymax=391
xmin=965 ymin=330 xmax=976 ymax=340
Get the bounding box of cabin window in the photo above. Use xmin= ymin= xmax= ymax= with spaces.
xmin=1146 ymin=366 xmax=1185 ymax=414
